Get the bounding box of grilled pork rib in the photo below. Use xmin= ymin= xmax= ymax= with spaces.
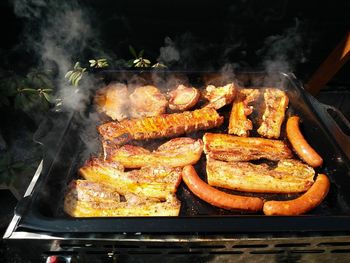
xmin=64 ymin=180 xmax=181 ymax=217
xmin=203 ymin=133 xmax=293 ymax=162
xmin=98 ymin=107 xmax=224 ymax=145
xmin=206 ymin=158 xmax=315 ymax=193
xmin=257 ymin=88 xmax=289 ymax=139
xmin=107 ymin=137 xmax=203 ymax=168
xmin=228 ymin=89 xmax=260 ymax=136
xmin=79 ymin=158 xmax=182 ymax=199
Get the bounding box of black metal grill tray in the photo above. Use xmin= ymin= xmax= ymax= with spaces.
xmin=16 ymin=71 xmax=350 ymax=233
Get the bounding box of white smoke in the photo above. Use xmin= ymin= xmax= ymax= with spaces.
xmin=158 ymin=37 xmax=180 ymax=64
xmin=12 ymin=0 xmax=97 ymax=112
xmin=257 ymin=19 xmax=307 ymax=74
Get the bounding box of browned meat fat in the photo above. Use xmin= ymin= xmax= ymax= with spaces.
xmin=129 ymin=85 xmax=168 ymax=118
xmin=64 ymin=180 xmax=181 ymax=217
xmin=228 ymin=89 xmax=260 ymax=136
xmin=257 ymin=88 xmax=289 ymax=139
xmin=94 ymin=82 xmax=129 ymax=121
xmin=206 ymin=158 xmax=315 ymax=193
xmin=107 ymin=137 xmax=203 ymax=168
xmin=98 ymin=107 xmax=224 ymax=145
xmin=203 ymin=133 xmax=293 ymax=162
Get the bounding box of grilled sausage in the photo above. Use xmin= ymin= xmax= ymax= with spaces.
xmin=263 ymin=174 xmax=330 ymax=216
xmin=286 ymin=116 xmax=323 ymax=168
xmin=182 ymin=165 xmax=264 ymax=212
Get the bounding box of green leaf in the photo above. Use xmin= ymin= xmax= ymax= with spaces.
xmin=129 ymin=45 xmax=137 ymax=58
xmin=139 ymin=49 xmax=144 ymax=57
xmin=43 ymin=92 xmax=52 ymax=103
xmin=152 ymin=63 xmax=167 ymax=68
xmin=74 ymin=62 xmax=81 ymax=69
xmin=65 ymin=70 xmax=73 ymax=79
xmin=42 ymin=88 xmax=53 ymax=93
xmin=21 ymin=88 xmax=38 ymax=94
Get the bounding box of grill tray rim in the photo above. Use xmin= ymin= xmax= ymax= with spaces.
xmin=14 ymin=70 xmax=350 ymax=234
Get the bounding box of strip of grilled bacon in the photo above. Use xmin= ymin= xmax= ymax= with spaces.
xmin=257 ymin=88 xmax=289 ymax=139
xmin=79 ymin=158 xmax=182 ymax=199
xmin=107 ymin=137 xmax=203 ymax=168
xmin=64 ymin=180 xmax=181 ymax=217
xmin=228 ymin=89 xmax=260 ymax=136
xmin=206 ymin=157 xmax=315 ymax=193
xmin=98 ymin=107 xmax=224 ymax=145
xmin=203 ymin=133 xmax=293 ymax=162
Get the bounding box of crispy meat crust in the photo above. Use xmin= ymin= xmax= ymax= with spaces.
xmin=79 ymin=158 xmax=182 ymax=199
xmin=206 ymin=158 xmax=315 ymax=193
xmin=94 ymin=83 xmax=129 ymax=121
xmin=203 ymin=133 xmax=293 ymax=162
xmin=168 ymin=84 xmax=200 ymax=111
xmin=108 ymin=137 xmax=203 ymax=168
xmin=257 ymin=88 xmax=289 ymax=139
xmin=203 ymin=83 xmax=237 ymax=109
xmin=129 ymin=85 xmax=168 ymax=119
xmin=98 ymin=107 xmax=224 ymax=145
xmin=228 ymin=89 xmax=260 ymax=136
xmin=64 ymin=180 xmax=181 ymax=217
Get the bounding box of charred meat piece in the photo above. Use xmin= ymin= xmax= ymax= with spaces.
xmin=228 ymin=89 xmax=260 ymax=136
xmin=207 ymin=158 xmax=315 ymax=193
xmin=107 ymin=137 xmax=203 ymax=168
xmin=257 ymin=88 xmax=289 ymax=139
xmin=98 ymin=108 xmax=224 ymax=146
xmin=203 ymin=133 xmax=293 ymax=162
xmin=79 ymin=158 xmax=182 ymax=199
xmin=129 ymin=85 xmax=168 ymax=118
xmin=203 ymin=83 xmax=237 ymax=109
xmin=168 ymin=84 xmax=200 ymax=111
xmin=64 ymin=180 xmax=181 ymax=217
xmin=94 ymin=82 xmax=129 ymax=121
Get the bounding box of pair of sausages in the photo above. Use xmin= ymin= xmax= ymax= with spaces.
xmin=182 ymin=165 xmax=329 ymax=215
xmin=182 ymin=115 xmax=329 ymax=215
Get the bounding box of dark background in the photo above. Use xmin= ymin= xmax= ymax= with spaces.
xmin=0 ymin=1 xmax=350 ymax=262
xmin=0 ymin=0 xmax=349 ymax=83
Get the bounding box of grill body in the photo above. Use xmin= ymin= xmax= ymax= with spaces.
xmin=4 ymin=71 xmax=350 ymax=262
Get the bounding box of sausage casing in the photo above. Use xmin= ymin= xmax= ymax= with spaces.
xmin=286 ymin=116 xmax=323 ymax=168
xmin=182 ymin=165 xmax=264 ymax=212
xmin=263 ymin=174 xmax=330 ymax=216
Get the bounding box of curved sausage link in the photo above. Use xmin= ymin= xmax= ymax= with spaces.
xmin=286 ymin=116 xmax=323 ymax=168
xmin=182 ymin=165 xmax=264 ymax=212
xmin=263 ymin=174 xmax=330 ymax=216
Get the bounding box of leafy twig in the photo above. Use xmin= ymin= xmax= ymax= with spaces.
xmin=89 ymin=58 xmax=109 ymax=69
xmin=64 ymin=62 xmax=86 ymax=87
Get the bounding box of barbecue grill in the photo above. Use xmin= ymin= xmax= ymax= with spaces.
xmin=3 ymin=71 xmax=350 ymax=262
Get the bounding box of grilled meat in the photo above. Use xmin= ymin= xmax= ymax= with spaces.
xmin=64 ymin=180 xmax=181 ymax=217
xmin=94 ymin=82 xmax=129 ymax=121
xmin=228 ymin=89 xmax=260 ymax=136
xmin=79 ymin=158 xmax=182 ymax=199
xmin=257 ymin=88 xmax=289 ymax=138
xmin=168 ymin=84 xmax=200 ymax=111
xmin=129 ymin=85 xmax=168 ymax=119
xmin=203 ymin=83 xmax=237 ymax=109
xmin=206 ymin=158 xmax=315 ymax=193
xmin=203 ymin=133 xmax=293 ymax=162
xmin=98 ymin=107 xmax=224 ymax=145
xmin=107 ymin=137 xmax=203 ymax=168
